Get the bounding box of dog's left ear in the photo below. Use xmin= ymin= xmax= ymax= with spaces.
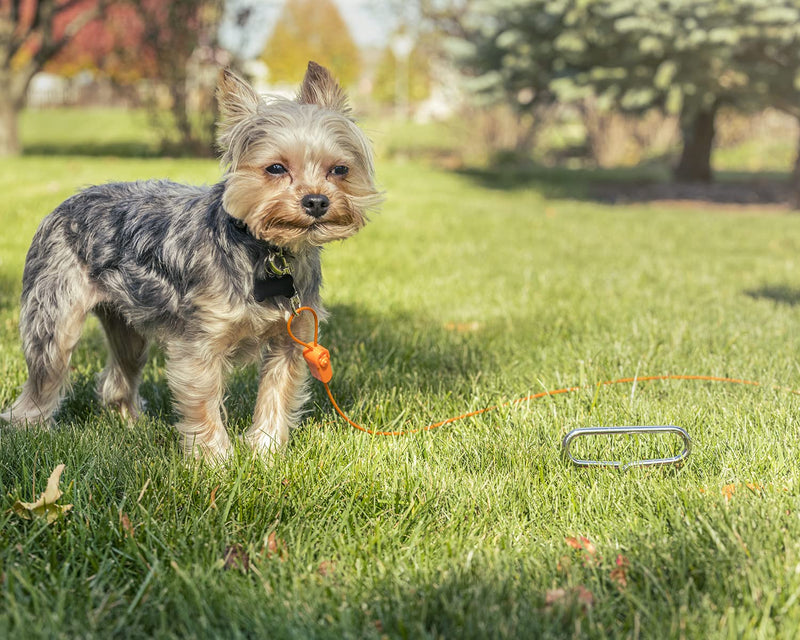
xmin=297 ymin=61 xmax=351 ymax=116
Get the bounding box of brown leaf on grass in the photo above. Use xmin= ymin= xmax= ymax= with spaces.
xmin=565 ymin=536 xmax=581 ymax=550
xmin=721 ymin=483 xmax=763 ymax=501
xmin=11 ymin=464 xmax=73 ymax=524
xmin=565 ymin=535 xmax=599 ymax=566
xmin=265 ymin=531 xmax=288 ymax=561
xmin=444 ymin=321 xmax=482 ymax=333
xmin=565 ymin=536 xmax=596 ymax=556
xmin=721 ymin=483 xmax=736 ymax=501
xmin=579 ymin=537 xmax=596 ymax=556
xmin=574 ymin=585 xmax=594 ymax=608
xmin=318 ymin=561 xmax=335 ymax=577
xmin=119 ymin=512 xmax=135 ymax=538
xmin=223 ymin=544 xmax=250 ymax=572
xmin=209 ymin=484 xmax=219 ymax=509
xmin=545 ymin=585 xmax=594 ymax=610
xmin=610 ymin=554 xmax=630 ymax=589
xmin=545 ymin=588 xmax=568 ymax=606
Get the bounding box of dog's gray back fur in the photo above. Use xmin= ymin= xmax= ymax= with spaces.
xmin=25 ymin=180 xmax=322 ymax=338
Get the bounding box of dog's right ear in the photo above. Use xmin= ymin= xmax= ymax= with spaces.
xmin=217 ymin=68 xmax=261 ymax=129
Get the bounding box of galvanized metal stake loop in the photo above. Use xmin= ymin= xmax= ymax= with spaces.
xmin=562 ymin=425 xmax=691 ymax=471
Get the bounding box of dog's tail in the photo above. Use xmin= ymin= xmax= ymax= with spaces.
xmin=2 ymin=221 xmax=98 ymax=426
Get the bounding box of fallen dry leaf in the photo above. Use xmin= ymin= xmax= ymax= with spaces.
xmin=444 ymin=322 xmax=482 ymax=333
xmin=721 ymin=483 xmax=763 ymax=501
xmin=721 ymin=484 xmax=736 ymax=501
xmin=610 ymin=554 xmax=630 ymax=588
xmin=12 ymin=464 xmax=72 ymax=524
xmin=209 ymin=484 xmax=219 ymax=509
xmin=565 ymin=536 xmax=581 ymax=550
xmin=120 ymin=512 xmax=135 ymax=538
xmin=545 ymin=585 xmax=594 ymax=610
xmin=565 ymin=535 xmax=600 ymax=567
xmin=545 ymin=588 xmax=568 ymax=606
xmin=265 ymin=531 xmax=288 ymax=560
xmin=318 ymin=561 xmax=335 ymax=577
xmin=565 ymin=536 xmax=596 ymax=556
xmin=574 ymin=585 xmax=594 ymax=608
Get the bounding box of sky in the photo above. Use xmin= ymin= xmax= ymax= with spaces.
xmin=219 ymin=0 xmax=397 ymax=60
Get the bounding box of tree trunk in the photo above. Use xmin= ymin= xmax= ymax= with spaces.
xmin=674 ymin=104 xmax=718 ymax=183
xmin=791 ymin=120 xmax=800 ymax=210
xmin=0 ymin=67 xmax=31 ymax=157
xmin=0 ymin=94 xmax=21 ymax=157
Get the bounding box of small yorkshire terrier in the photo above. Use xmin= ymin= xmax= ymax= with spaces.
xmin=1 ymin=62 xmax=381 ymax=460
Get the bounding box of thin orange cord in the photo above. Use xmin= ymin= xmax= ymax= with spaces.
xmin=287 ymin=307 xmax=800 ymax=437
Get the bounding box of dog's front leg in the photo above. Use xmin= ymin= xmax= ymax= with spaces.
xmin=166 ymin=342 xmax=232 ymax=460
xmin=245 ymin=322 xmax=312 ymax=456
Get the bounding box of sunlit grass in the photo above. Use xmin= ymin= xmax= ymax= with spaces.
xmin=0 ymin=111 xmax=799 ymax=638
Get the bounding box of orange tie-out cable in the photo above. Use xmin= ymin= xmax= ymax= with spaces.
xmin=287 ymin=306 xmax=800 ymax=437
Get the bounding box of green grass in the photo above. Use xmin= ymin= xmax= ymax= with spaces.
xmin=1 ymin=110 xmax=800 ymax=638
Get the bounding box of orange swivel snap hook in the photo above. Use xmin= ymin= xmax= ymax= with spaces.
xmin=286 ymin=306 xmax=333 ymax=383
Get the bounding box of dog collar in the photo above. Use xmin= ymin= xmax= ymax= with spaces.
xmin=254 ymin=247 xmax=301 ymax=313
xmin=229 ymin=216 xmax=301 ymax=312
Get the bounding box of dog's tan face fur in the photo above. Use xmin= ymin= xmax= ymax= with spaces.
xmin=217 ymin=63 xmax=382 ymax=251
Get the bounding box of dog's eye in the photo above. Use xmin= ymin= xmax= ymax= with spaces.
xmin=266 ymin=164 xmax=287 ymax=175
xmin=330 ymin=165 xmax=349 ymax=177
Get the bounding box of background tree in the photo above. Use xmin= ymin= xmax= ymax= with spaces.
xmin=128 ymin=0 xmax=225 ymax=155
xmin=46 ymin=2 xmax=151 ymax=84
xmin=447 ymin=0 xmax=800 ymax=182
xmin=0 ymin=0 xmax=103 ymax=156
xmin=371 ymin=37 xmax=432 ymax=109
xmin=550 ymin=0 xmax=800 ymax=182
xmin=260 ymin=0 xmax=359 ymax=88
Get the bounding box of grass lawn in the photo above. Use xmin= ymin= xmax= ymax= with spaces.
xmin=1 ymin=109 xmax=800 ymax=638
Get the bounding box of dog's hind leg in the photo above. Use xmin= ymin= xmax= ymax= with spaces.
xmin=1 ymin=254 xmax=98 ymax=426
xmin=94 ymin=304 xmax=149 ymax=421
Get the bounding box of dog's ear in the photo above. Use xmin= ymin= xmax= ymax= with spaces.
xmin=217 ymin=68 xmax=261 ymax=127
xmin=297 ymin=61 xmax=351 ymax=115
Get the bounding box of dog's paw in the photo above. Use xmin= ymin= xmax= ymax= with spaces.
xmin=242 ymin=430 xmax=285 ymax=462
xmin=0 ymin=408 xmax=54 ymax=428
xmin=178 ymin=423 xmax=233 ymax=465
xmin=104 ymin=394 xmax=147 ymax=424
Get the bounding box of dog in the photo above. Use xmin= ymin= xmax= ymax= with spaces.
xmin=1 ymin=62 xmax=381 ymax=460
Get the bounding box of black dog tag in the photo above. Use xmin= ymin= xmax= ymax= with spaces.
xmin=253 ymin=273 xmax=296 ymax=303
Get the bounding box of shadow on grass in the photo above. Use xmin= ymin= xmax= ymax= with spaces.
xmin=40 ymin=302 xmax=501 ymax=432
xmin=456 ymin=163 xmax=794 ymax=206
xmin=22 ymin=141 xmax=161 ymax=158
xmin=0 ymin=271 xmax=21 ymax=311
xmin=745 ymin=285 xmax=800 ymax=306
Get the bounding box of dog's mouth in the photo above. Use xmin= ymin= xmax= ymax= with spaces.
xmin=255 ymin=218 xmax=360 ymax=249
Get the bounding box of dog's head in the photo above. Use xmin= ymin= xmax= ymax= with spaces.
xmin=217 ymin=62 xmax=381 ymax=251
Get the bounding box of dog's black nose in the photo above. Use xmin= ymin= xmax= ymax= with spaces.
xmin=301 ymin=194 xmax=330 ymax=218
